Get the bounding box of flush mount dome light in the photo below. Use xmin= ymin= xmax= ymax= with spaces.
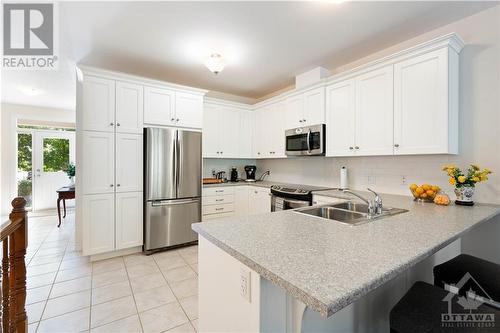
xmin=204 ymin=53 xmax=226 ymax=74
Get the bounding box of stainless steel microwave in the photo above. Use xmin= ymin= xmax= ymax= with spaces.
xmin=285 ymin=124 xmax=325 ymax=156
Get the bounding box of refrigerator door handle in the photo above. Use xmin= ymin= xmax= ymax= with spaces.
xmin=175 ymin=131 xmax=180 ymax=198
xmin=151 ymin=198 xmax=200 ymax=207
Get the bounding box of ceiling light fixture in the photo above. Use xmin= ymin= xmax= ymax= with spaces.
xmin=204 ymin=53 xmax=226 ymax=75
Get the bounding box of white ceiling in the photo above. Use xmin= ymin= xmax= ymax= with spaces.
xmin=1 ymin=1 xmax=496 ymax=110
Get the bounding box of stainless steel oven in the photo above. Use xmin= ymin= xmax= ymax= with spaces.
xmin=270 ymin=185 xmax=312 ymax=212
xmin=285 ymin=124 xmax=325 ymax=156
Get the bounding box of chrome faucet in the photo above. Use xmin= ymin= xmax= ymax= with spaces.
xmin=258 ymin=170 xmax=271 ymax=181
xmin=340 ymin=188 xmax=383 ymax=216
xmin=367 ymin=188 xmax=383 ymax=215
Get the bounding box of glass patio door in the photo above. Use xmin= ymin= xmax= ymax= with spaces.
xmin=32 ymin=130 xmax=75 ymax=211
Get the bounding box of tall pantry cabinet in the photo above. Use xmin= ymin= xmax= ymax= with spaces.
xmin=77 ymin=73 xmax=144 ymax=256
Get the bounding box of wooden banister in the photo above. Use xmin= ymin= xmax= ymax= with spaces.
xmin=1 ymin=197 xmax=27 ymax=333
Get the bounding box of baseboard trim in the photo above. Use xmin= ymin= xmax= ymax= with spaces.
xmin=89 ymin=246 xmax=142 ymax=262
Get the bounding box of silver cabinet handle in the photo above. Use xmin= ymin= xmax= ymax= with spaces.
xmin=215 ymin=208 xmax=224 ymax=211
xmin=355 ymin=146 xmax=360 ymax=149
xmin=220 ymin=151 xmax=223 ymax=154
xmin=215 ymin=190 xmax=224 ymax=193
xmin=216 ymin=151 xmax=219 ymax=154
xmin=394 ymin=144 xmax=400 ymax=147
xmin=303 ymin=118 xmax=306 ymax=122
xmin=110 ymin=184 xmax=114 ymax=187
xmin=117 ymin=184 xmax=121 ymax=187
xmin=176 ymin=118 xmax=180 ymax=122
xmin=116 ymin=123 xmax=120 ymax=126
xmin=215 ymin=199 xmax=224 ymax=202
xmin=299 ymin=119 xmax=303 ymax=123
xmin=349 ymin=147 xmax=354 ymax=150
xmin=109 ymin=122 xmax=114 ymax=126
xmin=171 ymin=118 xmax=175 ymax=122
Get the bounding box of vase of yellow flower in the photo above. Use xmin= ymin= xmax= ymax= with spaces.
xmin=442 ymin=164 xmax=492 ymax=206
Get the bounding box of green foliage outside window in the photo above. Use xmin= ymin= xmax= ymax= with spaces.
xmin=18 ymin=133 xmax=32 ymax=172
xmin=43 ymin=138 xmax=70 ymax=172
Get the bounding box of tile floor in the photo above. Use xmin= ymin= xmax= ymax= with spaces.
xmin=23 ymin=210 xmax=199 ymax=333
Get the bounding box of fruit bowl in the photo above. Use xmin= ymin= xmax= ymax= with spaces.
xmin=409 ymin=184 xmax=441 ymax=202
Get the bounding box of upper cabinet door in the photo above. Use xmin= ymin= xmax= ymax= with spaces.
xmin=285 ymin=95 xmax=304 ymax=129
xmin=303 ymin=87 xmax=325 ymax=125
xmin=115 ymin=133 xmax=143 ymax=192
xmin=355 ymin=66 xmax=394 ymax=156
xmin=252 ymin=108 xmax=267 ymax=158
xmin=82 ymin=76 xmax=115 ymax=132
xmin=326 ymin=79 xmax=356 ymax=156
xmin=144 ymin=86 xmax=175 ymax=126
xmin=202 ymin=104 xmax=220 ymax=158
xmin=238 ymin=111 xmax=254 ymax=158
xmin=116 ymin=81 xmax=143 ymax=134
xmin=175 ymin=92 xmax=203 ymax=129
xmin=115 ymin=191 xmax=143 ymax=250
xmin=82 ymin=131 xmax=115 ymax=195
xmin=218 ymin=107 xmax=240 ymax=158
xmin=269 ymin=102 xmax=286 ymax=158
xmin=394 ymin=48 xmax=452 ymax=155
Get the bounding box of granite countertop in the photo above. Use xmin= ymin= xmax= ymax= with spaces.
xmin=192 ymin=191 xmax=500 ymax=317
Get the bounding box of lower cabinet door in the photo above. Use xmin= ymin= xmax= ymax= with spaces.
xmin=83 ymin=193 xmax=115 ymax=255
xmin=234 ymin=186 xmax=249 ymax=217
xmin=249 ymin=188 xmax=271 ymax=215
xmin=116 ymin=191 xmax=144 ymax=250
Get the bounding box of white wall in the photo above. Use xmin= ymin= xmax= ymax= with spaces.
xmin=258 ymin=6 xmax=500 ymax=205
xmin=203 ymin=158 xmax=256 ymax=180
xmin=0 ymin=103 xmax=76 ymax=215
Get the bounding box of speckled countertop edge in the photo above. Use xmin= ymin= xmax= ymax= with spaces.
xmin=193 ymin=193 xmax=500 ymax=318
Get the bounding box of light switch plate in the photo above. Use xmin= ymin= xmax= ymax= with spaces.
xmin=240 ymin=267 xmax=251 ymax=302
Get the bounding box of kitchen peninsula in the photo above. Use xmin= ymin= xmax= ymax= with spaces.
xmin=193 ymin=191 xmax=500 ymax=332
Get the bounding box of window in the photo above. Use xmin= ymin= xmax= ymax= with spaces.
xmin=43 ymin=138 xmax=70 ymax=172
xmin=17 ymin=132 xmax=33 ymax=208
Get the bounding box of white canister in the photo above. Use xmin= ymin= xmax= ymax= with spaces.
xmin=340 ymin=166 xmax=348 ymax=190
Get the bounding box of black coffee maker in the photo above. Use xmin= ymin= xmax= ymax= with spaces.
xmin=230 ymin=167 xmax=238 ymax=182
xmin=244 ymin=165 xmax=257 ymax=182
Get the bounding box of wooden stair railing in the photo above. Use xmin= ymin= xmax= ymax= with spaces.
xmin=0 ymin=197 xmax=28 ymax=333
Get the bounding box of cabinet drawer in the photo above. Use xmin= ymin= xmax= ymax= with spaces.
xmin=202 ymin=187 xmax=235 ymax=196
xmin=203 ymin=195 xmax=234 ymax=206
xmin=202 ymin=203 xmax=234 ymax=215
xmin=202 ymin=212 xmax=234 ymax=221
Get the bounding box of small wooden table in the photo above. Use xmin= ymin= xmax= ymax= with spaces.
xmin=56 ymin=187 xmax=75 ymax=227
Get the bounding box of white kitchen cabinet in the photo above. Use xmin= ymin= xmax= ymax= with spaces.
xmin=354 ymin=65 xmax=394 ymax=156
xmin=83 ymin=193 xmax=115 ymax=255
xmin=238 ymin=111 xmax=254 ymax=158
xmin=144 ymin=86 xmax=175 ymax=126
xmin=394 ymin=48 xmax=458 ymax=155
xmin=82 ymin=131 xmax=115 ymax=195
xmin=115 ymin=133 xmax=143 ymax=192
xmin=285 ymin=86 xmax=325 ymax=129
xmin=326 ymin=79 xmax=356 ymax=156
xmin=234 ymin=186 xmax=249 ymax=217
xmin=326 ymin=65 xmax=394 ymax=157
xmin=116 ymin=81 xmax=144 ymax=134
xmin=81 ymin=76 xmax=115 ymax=132
xmin=115 ymin=192 xmax=144 ymax=250
xmin=175 ymin=92 xmax=203 ymax=129
xmin=203 ymin=102 xmax=248 ymax=158
xmin=253 ymin=102 xmax=285 ymax=159
xmin=248 ymin=187 xmax=271 ymax=215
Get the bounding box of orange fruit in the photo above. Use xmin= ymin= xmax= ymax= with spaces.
xmin=431 ymin=185 xmax=439 ymax=192
xmin=422 ymin=184 xmax=430 ymax=191
xmin=409 ymin=184 xmax=418 ymax=191
xmin=421 ymin=193 xmax=428 ymax=198
xmin=426 ymin=190 xmax=435 ymax=196
xmin=415 ymin=187 xmax=424 ymax=195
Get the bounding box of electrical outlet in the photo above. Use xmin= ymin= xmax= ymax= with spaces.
xmin=240 ymin=268 xmax=251 ymax=302
xmin=401 ymin=176 xmax=407 ymax=185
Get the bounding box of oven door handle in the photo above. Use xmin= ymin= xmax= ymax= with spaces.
xmin=307 ymin=129 xmax=312 ymax=154
xmin=283 ymin=198 xmax=310 ymax=205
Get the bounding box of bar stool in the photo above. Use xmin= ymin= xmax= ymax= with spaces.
xmin=390 ymin=281 xmax=500 ymax=333
xmin=433 ymin=254 xmax=500 ymax=308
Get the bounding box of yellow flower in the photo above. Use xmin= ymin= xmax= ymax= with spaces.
xmin=472 ymin=177 xmax=480 ymax=182
xmin=442 ymin=164 xmax=456 ymax=171
xmin=449 ymin=177 xmax=456 ymax=185
xmin=483 ymin=168 xmax=492 ymax=174
xmin=447 ymin=170 xmax=455 ymax=176
xmin=458 ymin=176 xmax=467 ymax=183
xmin=470 ymin=164 xmax=480 ymax=171
xmin=480 ymin=174 xmax=488 ymax=181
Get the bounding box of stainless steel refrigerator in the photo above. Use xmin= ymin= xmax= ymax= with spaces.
xmin=144 ymin=127 xmax=202 ymax=251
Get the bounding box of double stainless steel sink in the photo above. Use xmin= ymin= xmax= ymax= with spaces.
xmin=295 ymin=201 xmax=408 ymax=226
